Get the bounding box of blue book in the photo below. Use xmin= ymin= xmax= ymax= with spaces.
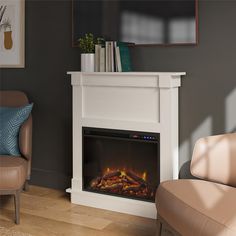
xmin=117 ymin=42 xmax=132 ymax=72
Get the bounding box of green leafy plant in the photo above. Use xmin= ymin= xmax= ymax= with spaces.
xmin=78 ymin=33 xmax=95 ymax=53
xmin=0 ymin=18 xmax=11 ymax=32
xmin=96 ymin=37 xmax=105 ymax=46
xmin=78 ymin=33 xmax=105 ymax=53
xmin=0 ymin=6 xmax=11 ymax=32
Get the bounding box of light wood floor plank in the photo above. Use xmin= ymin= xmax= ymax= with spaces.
xmin=0 ymin=185 xmax=156 ymax=236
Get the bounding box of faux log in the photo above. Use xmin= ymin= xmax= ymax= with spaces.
xmin=100 ymin=183 xmax=123 ymax=191
xmin=88 ymin=169 xmax=155 ymax=200
xmin=90 ymin=177 xmax=102 ymax=187
xmin=124 ymin=185 xmax=141 ymax=192
xmin=125 ymin=175 xmax=138 ymax=185
xmin=126 ymin=171 xmax=147 ymax=186
xmin=103 ymin=171 xmax=121 ymax=180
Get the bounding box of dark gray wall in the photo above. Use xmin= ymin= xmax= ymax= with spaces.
xmin=0 ymin=0 xmax=236 ymax=189
xmin=131 ymin=0 xmax=236 ymax=170
xmin=0 ymin=0 xmax=79 ymax=189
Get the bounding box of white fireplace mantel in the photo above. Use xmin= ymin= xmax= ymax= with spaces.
xmin=67 ymin=71 xmax=186 ymax=219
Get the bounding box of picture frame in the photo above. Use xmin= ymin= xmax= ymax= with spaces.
xmin=0 ymin=0 xmax=25 ymax=68
xmin=72 ymin=0 xmax=198 ymax=47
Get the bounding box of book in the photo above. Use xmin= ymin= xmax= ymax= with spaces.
xmin=110 ymin=41 xmax=114 ymax=72
xmin=105 ymin=42 xmax=110 ymax=72
xmin=105 ymin=41 xmax=114 ymax=72
xmin=95 ymin=44 xmax=101 ymax=72
xmin=117 ymin=42 xmax=132 ymax=72
xmin=99 ymin=47 xmax=105 ymax=72
xmin=113 ymin=41 xmax=118 ymax=72
xmin=115 ymin=46 xmax=122 ymax=72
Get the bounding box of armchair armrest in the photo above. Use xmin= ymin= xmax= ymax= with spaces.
xmin=190 ymin=132 xmax=236 ymax=187
xmin=19 ymin=115 xmax=32 ymax=179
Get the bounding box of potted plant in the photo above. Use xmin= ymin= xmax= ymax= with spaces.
xmin=0 ymin=6 xmax=13 ymax=50
xmin=1 ymin=19 xmax=12 ymax=50
xmin=78 ymin=33 xmax=96 ymax=72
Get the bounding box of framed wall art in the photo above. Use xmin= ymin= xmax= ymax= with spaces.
xmin=72 ymin=0 xmax=198 ymax=46
xmin=0 ymin=0 xmax=25 ymax=68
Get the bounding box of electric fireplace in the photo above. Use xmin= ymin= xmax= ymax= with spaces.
xmin=67 ymin=72 xmax=185 ymax=218
xmin=83 ymin=127 xmax=160 ymax=202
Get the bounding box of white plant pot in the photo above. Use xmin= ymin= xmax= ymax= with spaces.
xmin=81 ymin=53 xmax=95 ymax=72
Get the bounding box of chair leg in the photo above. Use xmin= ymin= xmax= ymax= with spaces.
xmin=156 ymin=218 xmax=163 ymax=236
xmin=14 ymin=190 xmax=20 ymax=224
xmin=23 ymin=180 xmax=29 ymax=191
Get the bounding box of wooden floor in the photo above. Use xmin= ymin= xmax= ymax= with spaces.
xmin=0 ymin=185 xmax=157 ymax=236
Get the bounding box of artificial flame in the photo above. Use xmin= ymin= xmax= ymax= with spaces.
xmin=142 ymin=172 xmax=147 ymax=181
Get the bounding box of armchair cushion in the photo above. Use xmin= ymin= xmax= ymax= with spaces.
xmin=156 ymin=179 xmax=236 ymax=236
xmin=0 ymin=103 xmax=33 ymax=156
xmin=0 ymin=156 xmax=27 ymax=190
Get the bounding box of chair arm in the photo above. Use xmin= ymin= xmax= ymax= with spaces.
xmin=19 ymin=115 xmax=32 ymax=179
xmin=190 ymin=132 xmax=236 ymax=186
xmin=19 ymin=115 xmax=32 ymax=160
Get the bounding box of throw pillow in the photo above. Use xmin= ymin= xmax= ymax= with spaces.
xmin=0 ymin=103 xmax=33 ymax=156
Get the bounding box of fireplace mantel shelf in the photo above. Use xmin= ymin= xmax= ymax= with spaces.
xmin=67 ymin=71 xmax=185 ymax=76
xmin=68 ymin=71 xmax=186 ymax=88
xmin=67 ymin=71 xmax=186 ymax=219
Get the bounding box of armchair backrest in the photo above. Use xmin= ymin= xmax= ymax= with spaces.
xmin=191 ymin=133 xmax=236 ymax=187
xmin=0 ymin=91 xmax=32 ymax=179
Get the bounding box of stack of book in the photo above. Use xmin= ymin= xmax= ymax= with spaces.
xmin=94 ymin=41 xmax=133 ymax=72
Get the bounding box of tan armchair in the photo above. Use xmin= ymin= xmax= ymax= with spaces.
xmin=0 ymin=91 xmax=32 ymax=224
xmin=156 ymin=133 xmax=236 ymax=236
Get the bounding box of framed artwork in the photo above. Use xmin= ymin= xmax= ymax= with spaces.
xmin=0 ymin=0 xmax=25 ymax=68
xmin=72 ymin=0 xmax=198 ymax=46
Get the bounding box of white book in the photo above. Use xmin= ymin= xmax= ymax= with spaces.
xmin=99 ymin=47 xmax=105 ymax=72
xmin=106 ymin=41 xmax=116 ymax=72
xmin=115 ymin=46 xmax=122 ymax=72
xmin=95 ymin=45 xmax=101 ymax=72
xmin=110 ymin=41 xmax=114 ymax=72
xmin=114 ymin=41 xmax=118 ymax=72
xmin=105 ymin=42 xmax=110 ymax=72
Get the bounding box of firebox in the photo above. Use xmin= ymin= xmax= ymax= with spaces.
xmin=82 ymin=127 xmax=160 ymax=202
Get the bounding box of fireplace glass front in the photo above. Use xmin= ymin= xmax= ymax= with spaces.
xmin=83 ymin=127 xmax=160 ymax=202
